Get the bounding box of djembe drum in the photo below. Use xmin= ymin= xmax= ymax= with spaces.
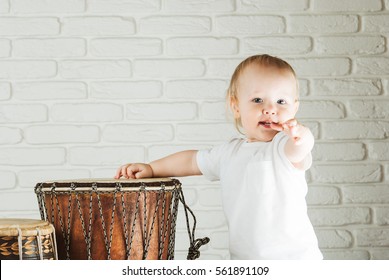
xmin=35 ymin=178 xmax=208 ymax=260
xmin=0 ymin=219 xmax=58 ymax=260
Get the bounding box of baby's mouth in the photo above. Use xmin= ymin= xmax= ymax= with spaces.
xmin=258 ymin=121 xmax=277 ymax=129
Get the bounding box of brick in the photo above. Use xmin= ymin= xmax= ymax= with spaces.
xmin=62 ymin=17 xmax=135 ymax=35
xmin=103 ymin=124 xmax=174 ymax=143
xmin=201 ymin=101 xmax=227 ymax=121
xmin=316 ymin=229 xmax=353 ymax=248
xmin=356 ymin=228 xmax=389 ymax=247
xmin=0 ymin=60 xmax=57 ymax=79
xmin=51 ymin=103 xmax=123 ymax=122
xmin=0 ymin=127 xmax=23 ymax=144
xmin=313 ymin=79 xmax=382 ymax=96
xmin=167 ymin=37 xmax=238 ymax=56
xmin=14 ymin=38 xmax=86 ymax=57
xmin=177 ymin=123 xmax=238 ymax=142
xmin=0 ymin=192 xmax=38 ymax=211
xmin=18 ymin=169 xmax=91 ymax=188
xmin=343 ymin=186 xmax=389 ymax=204
xmin=12 ymin=0 xmax=85 ymax=13
xmin=88 ymin=0 xmax=160 ymax=13
xmin=92 ymin=168 xmax=119 ymax=179
xmin=312 ymin=142 xmax=365 ymax=161
xmin=0 ymin=148 xmax=65 ymax=166
xmin=289 ymin=15 xmax=358 ymax=33
xmin=208 ymin=58 xmax=243 ymax=78
xmin=166 ymin=79 xmax=228 ymax=100
xmin=14 ymin=82 xmax=87 ymax=100
xmin=216 ymin=15 xmax=285 ymax=35
xmin=299 ymin=79 xmax=309 ymax=97
xmin=239 ymin=0 xmax=308 ymax=12
xmin=304 ymin=121 xmax=320 ymax=139
xmin=0 ymin=83 xmax=10 ymax=100
xmin=0 ymin=39 xmax=10 ymax=57
xmin=374 ymin=207 xmax=389 ymax=225
xmin=198 ymin=187 xmax=222 ymax=207
xmin=289 ymin=58 xmax=351 ymax=76
xmin=90 ymin=38 xmax=162 ymax=57
xmin=0 ymin=170 xmax=16 ymax=190
xmin=91 ymin=81 xmax=162 ymax=99
xmin=385 ymin=164 xmax=389 ymax=183
xmin=148 ymin=144 xmax=211 ymax=162
xmin=59 ymin=60 xmax=131 ymax=79
xmin=126 ymin=102 xmax=197 ymax=121
xmin=243 ymin=36 xmax=312 ymax=55
xmin=177 ymin=210 xmax=226 ymax=230
xmin=313 ymin=0 xmax=382 ymax=11
xmin=308 ymin=207 xmax=371 ymax=226
xmin=311 ymin=164 xmax=382 ymax=184
xmin=363 ymin=15 xmax=389 ymax=32
xmin=166 ymin=0 xmax=234 ymax=12
xmin=356 ymin=57 xmax=389 ymax=75
xmin=25 ymin=125 xmax=99 ymax=144
xmin=322 ymin=250 xmax=370 ymax=260
xmin=368 ymin=142 xmax=389 ymax=160
xmin=322 ymin=121 xmax=388 ymax=140
xmin=316 ymin=36 xmax=385 ymax=55
xmin=134 ymin=59 xmax=205 ymax=78
xmin=350 ymin=100 xmax=389 ymax=119
xmin=0 ymin=104 xmax=47 ymax=123
xmin=306 ymin=186 xmax=341 ymax=205
xmin=0 ymin=17 xmax=59 ymax=35
xmin=370 ymin=249 xmax=389 ymax=260
xmin=140 ymin=16 xmax=211 ymax=34
xmin=296 ymin=100 xmax=345 ymax=119
xmin=69 ymin=146 xmax=144 ymax=166
xmin=0 ymin=1 xmax=9 ymax=13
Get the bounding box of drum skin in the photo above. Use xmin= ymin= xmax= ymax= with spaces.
xmin=35 ymin=179 xmax=181 ymax=260
xmin=0 ymin=219 xmax=57 ymax=260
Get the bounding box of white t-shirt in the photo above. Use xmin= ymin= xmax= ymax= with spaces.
xmin=196 ymin=132 xmax=322 ymax=260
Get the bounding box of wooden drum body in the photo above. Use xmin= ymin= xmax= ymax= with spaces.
xmin=35 ymin=178 xmax=181 ymax=260
xmin=0 ymin=219 xmax=57 ymax=260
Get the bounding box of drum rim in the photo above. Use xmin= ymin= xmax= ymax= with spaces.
xmin=35 ymin=178 xmax=181 ymax=192
xmin=0 ymin=219 xmax=54 ymax=236
xmin=41 ymin=178 xmax=175 ymax=184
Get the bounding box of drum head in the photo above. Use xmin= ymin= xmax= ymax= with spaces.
xmin=36 ymin=178 xmax=181 ymax=192
xmin=0 ymin=219 xmax=54 ymax=236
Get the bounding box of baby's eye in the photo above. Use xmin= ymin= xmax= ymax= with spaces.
xmin=277 ymin=99 xmax=287 ymax=105
xmin=252 ymin=98 xmax=263 ymax=103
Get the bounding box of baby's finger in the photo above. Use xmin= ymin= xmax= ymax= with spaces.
xmin=115 ymin=165 xmax=127 ymax=179
xmin=114 ymin=168 xmax=122 ymax=179
xmin=284 ymin=119 xmax=298 ymax=128
xmin=270 ymin=122 xmax=284 ymax=131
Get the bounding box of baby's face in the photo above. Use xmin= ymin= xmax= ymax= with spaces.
xmin=231 ymin=64 xmax=299 ymax=142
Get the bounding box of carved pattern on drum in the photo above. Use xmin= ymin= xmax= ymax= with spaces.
xmin=0 ymin=235 xmax=55 ymax=260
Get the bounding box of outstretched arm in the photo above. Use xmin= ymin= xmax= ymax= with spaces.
xmin=271 ymin=119 xmax=314 ymax=170
xmin=115 ymin=150 xmax=202 ymax=179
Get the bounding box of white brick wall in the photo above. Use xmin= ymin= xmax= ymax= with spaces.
xmin=0 ymin=0 xmax=388 ymax=260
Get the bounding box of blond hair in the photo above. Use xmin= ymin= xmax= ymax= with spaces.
xmin=226 ymin=54 xmax=298 ymax=132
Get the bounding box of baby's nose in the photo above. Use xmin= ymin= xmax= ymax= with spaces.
xmin=263 ymin=108 xmax=276 ymax=115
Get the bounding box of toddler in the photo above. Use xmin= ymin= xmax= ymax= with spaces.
xmin=115 ymin=54 xmax=323 ymax=260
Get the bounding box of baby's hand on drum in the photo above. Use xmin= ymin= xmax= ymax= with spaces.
xmin=115 ymin=163 xmax=153 ymax=179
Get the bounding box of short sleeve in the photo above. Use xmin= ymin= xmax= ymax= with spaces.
xmin=196 ymin=143 xmax=229 ymax=181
